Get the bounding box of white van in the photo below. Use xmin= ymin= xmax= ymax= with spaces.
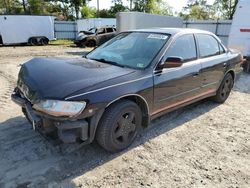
xmin=0 ymin=15 xmax=55 ymax=45
xmin=228 ymin=0 xmax=250 ymax=72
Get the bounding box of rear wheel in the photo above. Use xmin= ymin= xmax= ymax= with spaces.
xmin=39 ymin=38 xmax=49 ymax=45
xmin=212 ymin=73 xmax=234 ymax=103
xmin=96 ymin=100 xmax=142 ymax=152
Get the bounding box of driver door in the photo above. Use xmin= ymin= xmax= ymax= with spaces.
xmin=96 ymin=28 xmax=107 ymax=45
xmin=153 ymin=34 xmax=202 ymax=116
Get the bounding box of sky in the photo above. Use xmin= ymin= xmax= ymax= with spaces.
xmin=88 ymin=0 xmax=216 ymax=13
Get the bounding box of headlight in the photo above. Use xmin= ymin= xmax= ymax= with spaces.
xmin=33 ymin=100 xmax=86 ymax=117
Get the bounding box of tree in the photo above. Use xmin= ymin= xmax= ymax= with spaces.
xmin=0 ymin=0 xmax=23 ymax=14
xmin=180 ymin=0 xmax=213 ymax=20
xmin=213 ymin=0 xmax=238 ymax=19
xmin=46 ymin=0 xmax=91 ymax=19
xmin=28 ymin=0 xmax=46 ymax=15
xmin=81 ymin=5 xmax=96 ymax=18
xmin=109 ymin=0 xmax=128 ymax=17
xmin=133 ymin=0 xmax=162 ymax=14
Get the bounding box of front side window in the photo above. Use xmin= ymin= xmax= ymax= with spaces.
xmin=196 ymin=34 xmax=220 ymax=58
xmin=87 ymin=32 xmax=169 ymax=69
xmin=165 ymin=34 xmax=197 ymax=62
xmin=97 ymin=28 xmax=105 ymax=34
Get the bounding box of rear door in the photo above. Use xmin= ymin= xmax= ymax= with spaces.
xmin=105 ymin=27 xmax=116 ymax=41
xmin=153 ymin=34 xmax=202 ymax=115
xmin=195 ymin=34 xmax=228 ymax=92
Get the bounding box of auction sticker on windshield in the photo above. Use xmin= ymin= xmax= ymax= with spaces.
xmin=147 ymin=34 xmax=168 ymax=40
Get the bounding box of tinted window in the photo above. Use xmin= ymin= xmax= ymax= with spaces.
xmin=106 ymin=28 xmax=113 ymax=33
xmin=197 ymin=34 xmax=220 ymax=58
xmin=165 ymin=34 xmax=197 ymax=62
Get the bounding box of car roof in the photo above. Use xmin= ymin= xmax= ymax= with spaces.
xmin=128 ymin=28 xmax=213 ymax=36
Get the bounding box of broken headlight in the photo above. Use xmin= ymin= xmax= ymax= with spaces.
xmin=33 ymin=100 xmax=86 ymax=117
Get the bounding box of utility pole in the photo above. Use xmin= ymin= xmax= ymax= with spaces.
xmin=97 ymin=0 xmax=100 ymax=17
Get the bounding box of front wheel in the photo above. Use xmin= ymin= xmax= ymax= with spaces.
xmin=212 ymin=73 xmax=234 ymax=103
xmin=86 ymin=40 xmax=96 ymax=47
xmin=96 ymin=100 xmax=142 ymax=152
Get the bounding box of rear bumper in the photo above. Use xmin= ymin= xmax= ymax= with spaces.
xmin=11 ymin=91 xmax=95 ymax=144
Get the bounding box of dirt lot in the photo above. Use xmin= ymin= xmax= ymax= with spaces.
xmin=0 ymin=45 xmax=249 ymax=188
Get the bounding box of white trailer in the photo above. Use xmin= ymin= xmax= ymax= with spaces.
xmin=116 ymin=12 xmax=183 ymax=32
xmin=228 ymin=0 xmax=250 ymax=72
xmin=77 ymin=18 xmax=116 ymax=32
xmin=0 ymin=15 xmax=55 ymax=45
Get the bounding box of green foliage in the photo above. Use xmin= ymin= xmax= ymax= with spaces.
xmin=81 ymin=5 xmax=96 ymax=18
xmin=180 ymin=0 xmax=214 ymax=20
xmin=0 ymin=0 xmax=239 ymax=20
xmin=0 ymin=0 xmax=24 ymax=14
xmin=28 ymin=0 xmax=46 ymax=15
xmin=213 ymin=0 xmax=238 ymax=19
xmin=98 ymin=0 xmax=128 ymax=18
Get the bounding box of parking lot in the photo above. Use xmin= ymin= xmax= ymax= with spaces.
xmin=0 ymin=45 xmax=249 ymax=187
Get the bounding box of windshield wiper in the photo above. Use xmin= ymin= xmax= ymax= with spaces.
xmin=90 ymin=58 xmax=125 ymax=68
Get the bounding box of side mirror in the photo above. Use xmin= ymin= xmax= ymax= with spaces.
xmin=159 ymin=56 xmax=183 ymax=69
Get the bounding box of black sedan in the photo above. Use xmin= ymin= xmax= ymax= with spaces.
xmin=12 ymin=28 xmax=242 ymax=152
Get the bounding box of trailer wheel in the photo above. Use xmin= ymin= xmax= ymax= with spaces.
xmin=40 ymin=38 xmax=49 ymax=45
xmin=28 ymin=38 xmax=38 ymax=46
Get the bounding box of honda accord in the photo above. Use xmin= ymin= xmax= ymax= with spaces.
xmin=12 ymin=28 xmax=242 ymax=152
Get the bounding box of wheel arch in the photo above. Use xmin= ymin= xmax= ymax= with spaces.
xmin=0 ymin=35 xmax=3 ymax=44
xmin=106 ymin=94 xmax=150 ymax=128
xmin=226 ymin=69 xmax=235 ymax=81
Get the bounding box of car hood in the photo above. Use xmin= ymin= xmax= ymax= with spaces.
xmin=18 ymin=57 xmax=135 ymax=102
xmin=76 ymin=31 xmax=95 ymax=40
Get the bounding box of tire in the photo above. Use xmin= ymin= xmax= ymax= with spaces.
xmin=86 ymin=40 xmax=96 ymax=47
xmin=28 ymin=38 xmax=38 ymax=46
xmin=96 ymin=100 xmax=142 ymax=152
xmin=212 ymin=73 xmax=234 ymax=103
xmin=40 ymin=38 xmax=49 ymax=45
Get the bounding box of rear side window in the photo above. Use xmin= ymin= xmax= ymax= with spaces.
xmin=196 ymin=34 xmax=220 ymax=58
xmin=106 ymin=28 xmax=114 ymax=33
xmin=165 ymin=34 xmax=197 ymax=62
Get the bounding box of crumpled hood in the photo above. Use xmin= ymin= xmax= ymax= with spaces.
xmin=76 ymin=31 xmax=95 ymax=40
xmin=18 ymin=57 xmax=135 ymax=102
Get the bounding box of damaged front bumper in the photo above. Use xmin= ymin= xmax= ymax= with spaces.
xmin=11 ymin=90 xmax=103 ymax=144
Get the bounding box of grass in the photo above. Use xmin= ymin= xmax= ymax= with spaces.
xmin=49 ymin=40 xmax=74 ymax=46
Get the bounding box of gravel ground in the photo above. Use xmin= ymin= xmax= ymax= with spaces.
xmin=0 ymin=45 xmax=249 ymax=188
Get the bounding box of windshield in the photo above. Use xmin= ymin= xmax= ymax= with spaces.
xmin=86 ymin=32 xmax=170 ymax=69
xmin=88 ymin=27 xmax=97 ymax=33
